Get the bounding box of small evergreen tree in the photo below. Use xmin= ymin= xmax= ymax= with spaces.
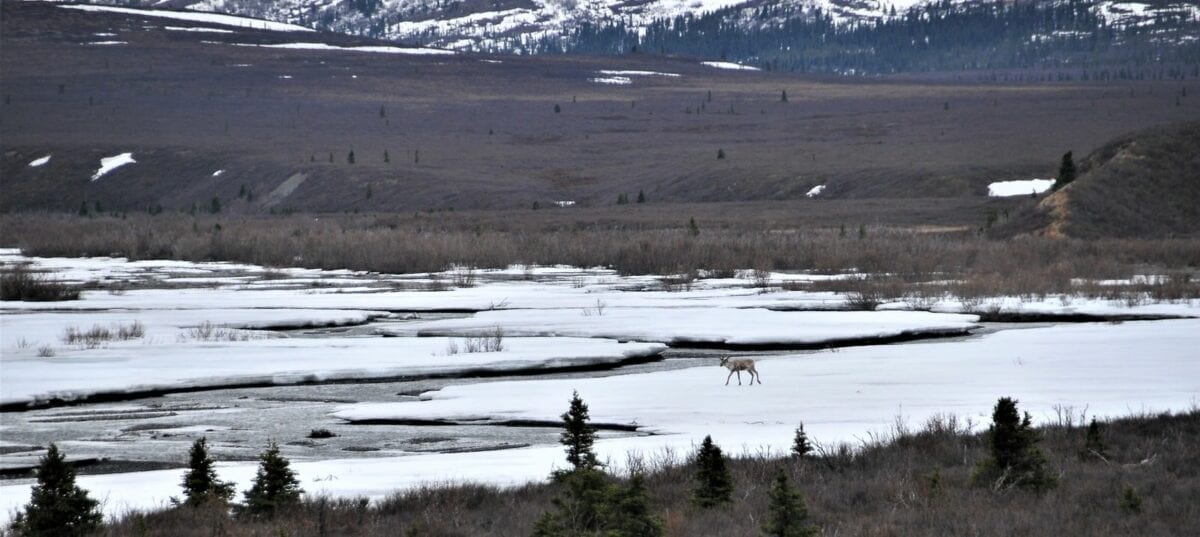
xmin=210 ymin=197 xmax=221 ymax=214
xmin=533 ymin=201 xmax=541 ymax=210
xmin=690 ymin=435 xmax=733 ymax=508
xmin=180 ymin=437 xmax=234 ymax=507
xmin=379 ymin=104 xmax=386 ymax=118
xmin=973 ymin=397 xmax=1056 ymax=492
xmin=604 ymin=473 xmax=663 ymax=537
xmin=636 ymin=190 xmax=646 ymax=203
xmin=858 ymin=224 xmax=866 ymax=240
xmin=1055 ymin=151 xmax=1076 ymax=190
xmin=78 ymin=201 xmax=88 ymax=216
xmin=328 ymin=152 xmax=334 ymax=163
xmin=1119 ymin=485 xmax=1143 ymax=514
xmin=242 ymin=442 xmax=303 ymax=517
xmin=554 ymin=103 xmax=561 ymax=113
xmin=532 ymin=468 xmax=611 ymax=536
xmin=366 ymin=184 xmax=373 ymax=199
xmin=781 ymin=90 xmax=788 ymax=102
xmin=791 ymin=424 xmax=812 ymax=458
xmin=384 ymin=150 xmax=390 ymax=163
xmin=1081 ymin=418 xmax=1109 ymax=461
xmin=717 ymin=149 xmax=726 ymax=159
xmin=838 ymin=224 xmax=846 ymax=238
xmin=761 ymin=469 xmax=816 ymax=537
xmin=535 ymin=393 xmax=662 ymax=537
xmin=94 ymin=201 xmax=102 ymax=214
xmin=687 ymin=217 xmax=700 ymax=237
xmin=559 ymin=391 xmax=600 ymax=473
xmin=11 ymin=444 xmax=102 ymax=537
xmin=347 ymin=150 xmax=356 ymax=164
xmin=617 ymin=193 xmax=628 ymax=205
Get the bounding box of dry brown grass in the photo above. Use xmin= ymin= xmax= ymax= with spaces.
xmin=92 ymin=409 xmax=1200 ymax=536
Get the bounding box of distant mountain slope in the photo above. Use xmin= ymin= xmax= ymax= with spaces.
xmin=996 ymin=121 xmax=1200 ymax=239
xmin=3 ymin=1 xmax=1198 ymax=214
xmin=57 ymin=0 xmax=1200 ymax=74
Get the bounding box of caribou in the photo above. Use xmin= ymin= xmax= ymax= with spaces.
xmin=719 ymin=357 xmax=761 ymax=386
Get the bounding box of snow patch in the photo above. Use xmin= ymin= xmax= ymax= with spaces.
xmin=86 ymin=41 xmax=127 ymax=46
xmin=805 ymin=185 xmax=825 ymax=198
xmin=28 ymin=155 xmax=51 ymax=168
xmin=211 ymin=170 xmax=224 ymax=177
xmin=232 ymin=42 xmax=454 ymax=55
xmin=163 ymin=25 xmax=235 ymax=33
xmin=90 ymin=153 xmax=136 ymax=181
xmin=597 ymin=70 xmax=681 ymax=77
xmin=988 ymin=178 xmax=1055 ymax=197
xmin=701 ymin=61 xmax=761 ymax=71
xmin=590 ymin=76 xmax=632 ymax=85
xmin=60 ymin=5 xmax=314 ymax=32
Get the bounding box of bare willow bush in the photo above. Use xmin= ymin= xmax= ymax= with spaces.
xmin=1 ymin=214 xmax=1197 ymax=298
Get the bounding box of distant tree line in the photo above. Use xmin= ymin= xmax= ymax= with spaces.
xmin=511 ymin=0 xmax=1200 ymax=75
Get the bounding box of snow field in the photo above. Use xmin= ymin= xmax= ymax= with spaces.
xmin=1 ymin=335 xmax=665 ymax=408
xmin=389 ymin=308 xmax=981 ymax=346
xmin=2 ymin=320 xmax=1196 ymax=522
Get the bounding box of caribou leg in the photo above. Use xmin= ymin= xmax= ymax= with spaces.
xmin=725 ymin=370 xmax=734 ymax=386
xmin=736 ymin=371 xmax=743 ymax=385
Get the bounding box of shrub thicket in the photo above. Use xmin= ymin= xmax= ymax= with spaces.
xmin=1 ymin=268 xmax=80 ymax=301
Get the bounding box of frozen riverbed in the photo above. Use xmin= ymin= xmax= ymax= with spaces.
xmin=1 ymin=251 xmax=1197 ymax=523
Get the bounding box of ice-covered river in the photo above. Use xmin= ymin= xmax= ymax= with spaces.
xmin=2 ymin=250 xmax=1197 ymax=521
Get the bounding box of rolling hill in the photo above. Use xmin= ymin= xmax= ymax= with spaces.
xmin=2 ymin=0 xmax=1198 ymax=217
xmin=996 ymin=121 xmax=1200 ymax=239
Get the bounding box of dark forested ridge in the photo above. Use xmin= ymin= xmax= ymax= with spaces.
xmin=519 ymin=0 xmax=1200 ymax=76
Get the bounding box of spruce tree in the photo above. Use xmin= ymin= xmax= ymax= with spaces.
xmin=554 ymin=104 xmax=561 ymax=113
xmin=559 ymin=391 xmax=599 ymax=473
xmin=1055 ymin=151 xmax=1076 ymax=190
xmin=690 ymin=435 xmax=733 ymax=508
xmin=210 ymin=197 xmax=221 ymax=214
xmin=12 ymin=444 xmax=102 ymax=537
xmin=242 ymin=442 xmax=303 ymax=517
xmin=180 ymin=437 xmax=235 ymax=507
xmin=761 ymin=469 xmax=816 ymax=537
xmin=348 ymin=150 xmax=356 ymax=164
xmin=688 ymin=217 xmax=700 ymax=237
xmin=717 ymin=149 xmax=725 ymax=159
xmin=384 ymin=150 xmax=390 ymax=163
xmin=78 ymin=201 xmax=88 ymax=216
xmin=604 ymin=473 xmax=663 ymax=537
xmin=973 ymin=397 xmax=1056 ymax=492
xmin=781 ymin=90 xmax=788 ymax=102
xmin=636 ymin=190 xmax=646 ymax=203
xmin=1081 ymin=418 xmax=1109 ymax=461
xmin=532 ymin=468 xmax=610 ymax=536
xmin=791 ymin=424 xmax=812 ymax=458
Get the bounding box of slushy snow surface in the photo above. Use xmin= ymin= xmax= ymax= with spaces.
xmin=90 ymin=153 xmax=135 ymax=181
xmin=988 ymin=178 xmax=1055 ymax=197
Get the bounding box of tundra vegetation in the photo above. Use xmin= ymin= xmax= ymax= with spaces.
xmin=2 ymin=213 xmax=1197 ymax=308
